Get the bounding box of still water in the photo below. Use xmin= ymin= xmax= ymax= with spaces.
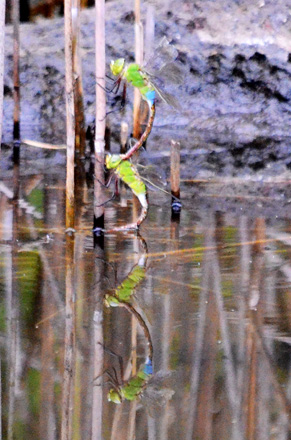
xmin=0 ymin=155 xmax=290 ymax=440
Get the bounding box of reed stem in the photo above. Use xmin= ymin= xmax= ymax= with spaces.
xmin=72 ymin=0 xmax=86 ymax=157
xmin=65 ymin=0 xmax=76 ymax=230
xmin=0 ymin=0 xmax=6 ymax=149
xmin=170 ymin=140 xmax=181 ymax=213
xmin=12 ymin=0 xmax=20 ymax=162
xmin=133 ymin=0 xmax=143 ymax=139
xmin=94 ymin=0 xmax=106 ymax=227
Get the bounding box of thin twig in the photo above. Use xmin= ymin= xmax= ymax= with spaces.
xmin=22 ymin=139 xmax=66 ymax=149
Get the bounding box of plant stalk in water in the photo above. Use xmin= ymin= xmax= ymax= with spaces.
xmin=0 ymin=0 xmax=6 ymax=149
xmin=64 ymin=0 xmax=76 ymax=230
xmin=94 ymin=0 xmax=106 ymax=228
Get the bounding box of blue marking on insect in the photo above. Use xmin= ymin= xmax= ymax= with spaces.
xmin=143 ymin=357 xmax=153 ymax=375
xmin=145 ymin=90 xmax=156 ymax=105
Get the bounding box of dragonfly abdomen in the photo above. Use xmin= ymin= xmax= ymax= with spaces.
xmin=117 ymin=160 xmax=146 ymax=198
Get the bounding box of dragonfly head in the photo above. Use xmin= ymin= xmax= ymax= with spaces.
xmin=104 ymin=294 xmax=120 ymax=307
xmin=110 ymin=58 xmax=125 ymax=76
xmin=105 ymin=154 xmax=122 ymax=170
xmin=108 ymin=388 xmax=123 ymax=404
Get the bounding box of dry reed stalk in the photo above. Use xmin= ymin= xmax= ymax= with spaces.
xmin=120 ymin=121 xmax=128 ymax=153
xmin=0 ymin=0 xmax=6 ymax=149
xmin=12 ymin=0 xmax=20 ymax=163
xmin=94 ymin=0 xmax=106 ymax=227
xmin=22 ymin=139 xmax=67 ymax=149
xmin=133 ymin=0 xmax=143 ymax=139
xmin=65 ymin=0 xmax=76 ymax=230
xmin=72 ymin=0 xmax=86 ymax=157
xmin=170 ymin=140 xmax=181 ymax=213
xmin=170 ymin=140 xmax=180 ymax=197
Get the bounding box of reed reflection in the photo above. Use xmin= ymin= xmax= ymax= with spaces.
xmin=186 ymin=212 xmax=291 ymax=440
xmin=100 ymin=233 xmax=174 ymax=440
xmin=0 ymin=164 xmax=290 ymax=440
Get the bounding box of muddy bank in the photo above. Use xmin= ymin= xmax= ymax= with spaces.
xmin=2 ymin=0 xmax=291 ymax=175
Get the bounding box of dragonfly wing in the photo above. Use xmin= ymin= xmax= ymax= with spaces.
xmin=137 ymin=164 xmax=167 ymax=189
xmin=144 ymin=37 xmax=179 ymax=73
xmin=151 ymin=81 xmax=182 ymax=110
xmin=142 ymin=66 xmax=183 ymax=109
xmin=144 ymin=59 xmax=183 ymax=86
xmin=158 ymin=62 xmax=184 ymax=84
xmin=141 ymin=384 xmax=175 ymax=416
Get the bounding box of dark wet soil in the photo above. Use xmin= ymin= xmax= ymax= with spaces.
xmin=2 ymin=0 xmax=291 ymax=177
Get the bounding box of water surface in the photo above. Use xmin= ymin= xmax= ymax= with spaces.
xmin=0 ymin=157 xmax=290 ymax=439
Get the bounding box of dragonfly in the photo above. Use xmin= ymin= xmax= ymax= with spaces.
xmin=93 ymin=151 xmax=181 ymax=233
xmin=96 ymin=153 xmax=148 ymax=233
xmin=104 ymin=257 xmax=153 ymax=361
xmin=101 ymin=262 xmax=174 ymax=410
xmin=110 ymin=37 xmax=183 ymax=160
xmin=106 ymin=356 xmax=175 ymax=415
xmin=107 ymin=357 xmax=153 ymax=404
xmin=105 ymin=262 xmax=146 ymax=306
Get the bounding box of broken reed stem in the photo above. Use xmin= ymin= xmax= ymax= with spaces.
xmin=133 ymin=0 xmax=143 ymax=139
xmin=72 ymin=0 xmax=86 ymax=157
xmin=65 ymin=0 xmax=76 ymax=229
xmin=94 ymin=0 xmax=106 ymax=227
xmin=0 ymin=0 xmax=6 ymax=149
xmin=120 ymin=121 xmax=128 ymax=154
xmin=12 ymin=0 xmax=20 ymax=162
xmin=170 ymin=140 xmax=181 ymax=211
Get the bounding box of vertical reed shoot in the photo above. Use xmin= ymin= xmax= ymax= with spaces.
xmin=12 ymin=0 xmax=20 ymax=162
xmin=94 ymin=0 xmax=106 ymax=228
xmin=120 ymin=121 xmax=129 ymax=154
xmin=133 ymin=0 xmax=143 ymax=139
xmin=64 ymin=0 xmax=76 ymax=230
xmin=72 ymin=0 xmax=86 ymax=157
xmin=0 ymin=0 xmax=6 ymax=149
xmin=170 ymin=140 xmax=181 ymax=212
